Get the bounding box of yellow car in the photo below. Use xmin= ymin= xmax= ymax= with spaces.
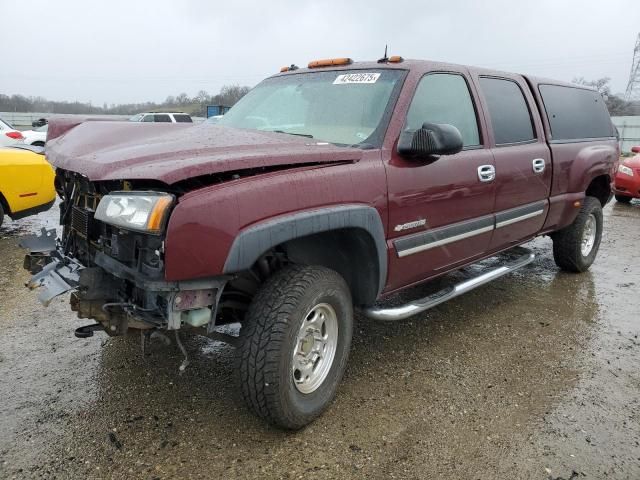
xmin=0 ymin=146 xmax=55 ymax=228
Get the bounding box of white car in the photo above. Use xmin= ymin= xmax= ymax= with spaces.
xmin=21 ymin=124 xmax=48 ymax=147
xmin=0 ymin=117 xmax=25 ymax=146
xmin=129 ymin=112 xmax=193 ymax=123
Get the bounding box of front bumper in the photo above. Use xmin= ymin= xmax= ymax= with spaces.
xmin=20 ymin=228 xmax=229 ymax=335
xmin=10 ymin=199 xmax=56 ymax=221
xmin=614 ymin=172 xmax=640 ymax=199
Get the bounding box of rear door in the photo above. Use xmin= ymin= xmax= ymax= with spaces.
xmin=471 ymin=73 xmax=552 ymax=249
xmin=384 ymin=69 xmax=496 ymax=291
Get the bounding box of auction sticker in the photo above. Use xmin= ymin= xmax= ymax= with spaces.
xmin=333 ymin=73 xmax=380 ymax=84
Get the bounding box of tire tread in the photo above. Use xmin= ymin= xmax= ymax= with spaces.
xmin=552 ymin=196 xmax=602 ymax=273
xmin=237 ymin=265 xmax=349 ymax=428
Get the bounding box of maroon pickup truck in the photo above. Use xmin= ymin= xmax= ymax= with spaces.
xmin=21 ymin=56 xmax=618 ymax=429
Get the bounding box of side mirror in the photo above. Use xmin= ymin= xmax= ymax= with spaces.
xmin=631 ymin=146 xmax=640 ymax=154
xmin=397 ymin=122 xmax=463 ymax=159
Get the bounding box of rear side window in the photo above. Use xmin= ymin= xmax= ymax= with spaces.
xmin=154 ymin=114 xmax=172 ymax=122
xmin=538 ymin=84 xmax=614 ymax=141
xmin=406 ymin=73 xmax=480 ymax=147
xmin=479 ymin=77 xmax=535 ymax=145
xmin=173 ymin=114 xmax=192 ymax=123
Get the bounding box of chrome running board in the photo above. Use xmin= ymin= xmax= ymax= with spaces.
xmin=362 ymin=248 xmax=535 ymax=321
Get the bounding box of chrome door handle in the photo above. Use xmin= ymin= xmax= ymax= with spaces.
xmin=477 ymin=165 xmax=495 ymax=182
xmin=532 ymin=158 xmax=546 ymax=174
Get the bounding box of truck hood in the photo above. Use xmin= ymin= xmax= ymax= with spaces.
xmin=46 ymin=122 xmax=363 ymax=184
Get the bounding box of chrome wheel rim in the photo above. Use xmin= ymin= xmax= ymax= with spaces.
xmin=292 ymin=303 xmax=338 ymax=394
xmin=581 ymin=213 xmax=597 ymax=257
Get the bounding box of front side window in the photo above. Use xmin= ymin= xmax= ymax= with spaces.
xmin=479 ymin=77 xmax=535 ymax=145
xmin=218 ymin=69 xmax=406 ymax=147
xmin=405 ymin=73 xmax=481 ymax=148
xmin=142 ymin=115 xmax=154 ymax=122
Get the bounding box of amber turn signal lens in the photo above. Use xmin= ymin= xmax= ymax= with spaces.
xmin=573 ymin=201 xmax=581 ymax=208
xmin=308 ymin=57 xmax=353 ymax=68
xmin=147 ymin=196 xmax=173 ymax=232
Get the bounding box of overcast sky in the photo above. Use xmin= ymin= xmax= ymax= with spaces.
xmin=1 ymin=0 xmax=638 ymax=105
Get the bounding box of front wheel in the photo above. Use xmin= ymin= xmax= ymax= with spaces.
xmin=236 ymin=265 xmax=353 ymax=429
xmin=552 ymin=196 xmax=603 ymax=273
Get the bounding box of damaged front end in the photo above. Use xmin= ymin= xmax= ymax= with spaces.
xmin=21 ymin=170 xmax=230 ymax=339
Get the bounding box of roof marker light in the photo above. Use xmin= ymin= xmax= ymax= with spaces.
xmin=280 ymin=64 xmax=299 ymax=72
xmin=308 ymin=58 xmax=352 ymax=68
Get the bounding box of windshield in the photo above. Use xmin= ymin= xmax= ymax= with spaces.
xmin=129 ymin=113 xmax=144 ymax=122
xmin=0 ymin=118 xmax=15 ymax=129
xmin=218 ymin=69 xmax=405 ymax=147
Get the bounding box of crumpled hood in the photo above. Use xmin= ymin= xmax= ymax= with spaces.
xmin=46 ymin=121 xmax=363 ymax=184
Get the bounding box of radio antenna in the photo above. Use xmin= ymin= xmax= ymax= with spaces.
xmin=377 ymin=44 xmax=389 ymax=63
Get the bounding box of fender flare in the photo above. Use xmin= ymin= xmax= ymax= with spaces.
xmin=567 ymin=144 xmax=616 ymax=193
xmin=223 ymin=204 xmax=388 ymax=297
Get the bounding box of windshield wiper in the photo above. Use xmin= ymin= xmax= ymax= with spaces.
xmin=272 ymin=130 xmax=314 ymax=138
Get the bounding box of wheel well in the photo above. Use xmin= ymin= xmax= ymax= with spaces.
xmin=0 ymin=191 xmax=11 ymax=215
xmin=586 ymin=175 xmax=611 ymax=207
xmin=280 ymin=228 xmax=381 ymax=306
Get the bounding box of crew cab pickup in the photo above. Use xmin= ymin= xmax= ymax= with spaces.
xmin=21 ymin=56 xmax=618 ymax=429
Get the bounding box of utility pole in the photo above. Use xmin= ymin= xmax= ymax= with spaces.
xmin=624 ymin=33 xmax=640 ymax=102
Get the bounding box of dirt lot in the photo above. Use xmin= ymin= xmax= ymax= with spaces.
xmin=0 ymin=201 xmax=639 ymax=480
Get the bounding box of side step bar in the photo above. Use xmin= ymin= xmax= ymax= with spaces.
xmin=362 ymin=248 xmax=535 ymax=321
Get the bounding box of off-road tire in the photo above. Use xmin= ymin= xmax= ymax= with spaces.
xmin=552 ymin=196 xmax=603 ymax=273
xmin=0 ymin=202 xmax=4 ymax=229
xmin=615 ymin=194 xmax=632 ymax=204
xmin=237 ymin=264 xmax=353 ymax=430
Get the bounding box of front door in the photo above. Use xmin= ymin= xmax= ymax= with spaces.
xmin=384 ymin=70 xmax=496 ymax=292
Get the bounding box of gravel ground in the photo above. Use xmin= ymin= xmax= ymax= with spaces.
xmin=0 ymin=200 xmax=638 ymax=480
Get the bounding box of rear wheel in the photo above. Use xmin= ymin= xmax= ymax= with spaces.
xmin=615 ymin=194 xmax=632 ymax=204
xmin=236 ymin=264 xmax=353 ymax=429
xmin=552 ymin=196 xmax=603 ymax=273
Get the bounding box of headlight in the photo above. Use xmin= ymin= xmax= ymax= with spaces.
xmin=618 ymin=164 xmax=634 ymax=177
xmin=95 ymin=192 xmax=174 ymax=234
